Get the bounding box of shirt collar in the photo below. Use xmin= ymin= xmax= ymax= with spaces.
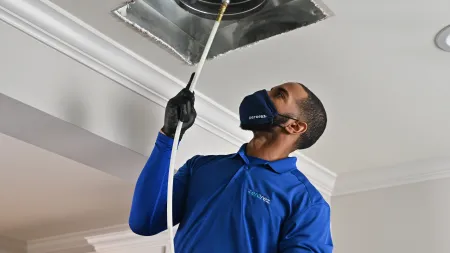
xmin=232 ymin=144 xmax=297 ymax=174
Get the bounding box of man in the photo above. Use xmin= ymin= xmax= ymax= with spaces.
xmin=129 ymin=73 xmax=333 ymax=253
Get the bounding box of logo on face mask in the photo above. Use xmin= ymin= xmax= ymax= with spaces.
xmin=249 ymin=115 xmax=267 ymax=120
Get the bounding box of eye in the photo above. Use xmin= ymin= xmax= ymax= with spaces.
xmin=275 ymin=89 xmax=285 ymax=98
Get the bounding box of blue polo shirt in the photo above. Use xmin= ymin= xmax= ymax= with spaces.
xmin=129 ymin=133 xmax=333 ymax=253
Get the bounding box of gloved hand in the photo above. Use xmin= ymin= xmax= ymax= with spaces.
xmin=161 ymin=73 xmax=197 ymax=139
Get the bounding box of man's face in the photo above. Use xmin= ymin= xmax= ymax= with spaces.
xmin=268 ymin=82 xmax=308 ymax=119
xmin=240 ymin=82 xmax=309 ymax=134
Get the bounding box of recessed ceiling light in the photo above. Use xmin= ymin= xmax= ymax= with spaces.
xmin=435 ymin=25 xmax=450 ymax=52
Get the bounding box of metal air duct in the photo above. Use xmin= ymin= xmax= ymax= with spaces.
xmin=113 ymin=0 xmax=333 ymax=65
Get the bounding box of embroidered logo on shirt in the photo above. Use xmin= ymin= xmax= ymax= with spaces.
xmin=247 ymin=190 xmax=271 ymax=204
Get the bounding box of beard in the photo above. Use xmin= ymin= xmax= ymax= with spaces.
xmin=240 ymin=115 xmax=289 ymax=133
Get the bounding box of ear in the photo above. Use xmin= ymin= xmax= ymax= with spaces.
xmin=285 ymin=121 xmax=307 ymax=135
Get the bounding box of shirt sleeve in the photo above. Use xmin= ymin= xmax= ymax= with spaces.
xmin=128 ymin=132 xmax=196 ymax=236
xmin=278 ymin=203 xmax=334 ymax=253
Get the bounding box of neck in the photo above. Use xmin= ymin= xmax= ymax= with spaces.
xmin=246 ymin=132 xmax=293 ymax=161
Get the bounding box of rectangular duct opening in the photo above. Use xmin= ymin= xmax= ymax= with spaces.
xmin=113 ymin=0 xmax=333 ymax=65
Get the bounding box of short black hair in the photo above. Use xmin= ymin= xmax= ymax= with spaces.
xmin=295 ymin=83 xmax=327 ymax=150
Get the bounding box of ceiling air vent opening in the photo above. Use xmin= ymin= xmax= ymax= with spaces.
xmin=175 ymin=0 xmax=268 ymax=20
xmin=113 ymin=0 xmax=333 ymax=65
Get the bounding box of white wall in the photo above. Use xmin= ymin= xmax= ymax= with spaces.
xmin=331 ymin=177 xmax=450 ymax=253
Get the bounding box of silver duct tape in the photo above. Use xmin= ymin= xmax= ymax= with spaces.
xmin=113 ymin=5 xmax=193 ymax=64
xmin=113 ymin=0 xmax=333 ymax=65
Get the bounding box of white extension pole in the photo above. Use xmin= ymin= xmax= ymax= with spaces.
xmin=166 ymin=1 xmax=229 ymax=253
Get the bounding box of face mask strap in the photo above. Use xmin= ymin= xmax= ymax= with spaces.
xmin=278 ymin=114 xmax=299 ymax=121
xmin=276 ymin=114 xmax=305 ymax=132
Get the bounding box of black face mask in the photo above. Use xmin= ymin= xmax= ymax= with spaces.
xmin=239 ymin=90 xmax=299 ymax=132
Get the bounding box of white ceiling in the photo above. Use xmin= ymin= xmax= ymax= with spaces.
xmin=49 ymin=0 xmax=450 ymax=173
xmin=0 ymin=133 xmax=133 ymax=240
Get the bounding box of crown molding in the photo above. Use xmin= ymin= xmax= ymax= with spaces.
xmin=0 ymin=0 xmax=336 ymax=196
xmin=333 ymin=158 xmax=450 ymax=196
xmin=295 ymin=153 xmax=336 ymax=197
xmin=27 ymin=224 xmax=128 ymax=253
xmin=0 ymin=0 xmax=246 ymax=147
xmin=25 ymin=225 xmax=169 ymax=253
xmin=86 ymin=230 xmax=169 ymax=253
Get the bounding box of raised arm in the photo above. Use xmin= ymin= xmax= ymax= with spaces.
xmin=129 ymin=74 xmax=197 ymax=236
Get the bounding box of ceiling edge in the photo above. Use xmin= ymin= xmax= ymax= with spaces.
xmin=333 ymin=158 xmax=450 ymax=196
xmin=0 ymin=0 xmax=336 ymax=196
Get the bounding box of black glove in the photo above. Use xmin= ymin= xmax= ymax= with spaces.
xmin=161 ymin=73 xmax=197 ymax=139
